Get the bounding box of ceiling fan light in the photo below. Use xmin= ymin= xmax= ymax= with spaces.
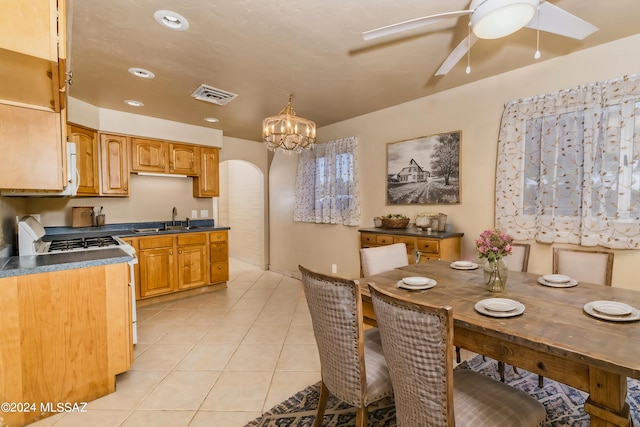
xmin=471 ymin=0 xmax=539 ymax=39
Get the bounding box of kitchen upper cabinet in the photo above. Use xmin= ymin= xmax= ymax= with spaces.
xmin=170 ymin=143 xmax=199 ymax=175
xmin=130 ymin=137 xmax=168 ymax=173
xmin=130 ymin=138 xmax=199 ymax=176
xmin=0 ymin=0 xmax=68 ymax=191
xmin=99 ymin=133 xmax=129 ymax=196
xmin=193 ymin=147 xmax=220 ymax=197
xmin=69 ymin=124 xmax=99 ymax=196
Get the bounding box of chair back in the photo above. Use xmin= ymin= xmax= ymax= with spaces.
xmin=298 ymin=265 xmax=367 ymax=407
xmin=360 ymin=243 xmax=409 ymax=276
xmin=505 ymin=243 xmax=531 ymax=272
xmin=369 ymin=283 xmax=455 ymax=426
xmin=553 ymin=248 xmax=614 ymax=286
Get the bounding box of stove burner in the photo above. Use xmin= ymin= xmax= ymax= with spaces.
xmin=48 ymin=236 xmax=120 ymax=252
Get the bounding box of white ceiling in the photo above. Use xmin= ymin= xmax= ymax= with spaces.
xmin=67 ymin=0 xmax=640 ymax=142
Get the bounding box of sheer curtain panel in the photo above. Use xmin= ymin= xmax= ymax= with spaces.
xmin=496 ymin=74 xmax=640 ymax=249
xmin=294 ymin=136 xmax=360 ymax=226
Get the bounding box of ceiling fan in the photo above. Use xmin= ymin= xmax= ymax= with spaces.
xmin=362 ymin=0 xmax=598 ymax=76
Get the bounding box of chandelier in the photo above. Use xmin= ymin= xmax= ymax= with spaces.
xmin=262 ymin=95 xmax=316 ymax=153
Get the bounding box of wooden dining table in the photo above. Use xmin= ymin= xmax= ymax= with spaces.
xmin=356 ymin=260 xmax=640 ymax=427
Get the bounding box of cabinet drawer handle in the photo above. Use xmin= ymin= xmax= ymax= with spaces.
xmin=217 ymin=265 xmax=223 ymax=270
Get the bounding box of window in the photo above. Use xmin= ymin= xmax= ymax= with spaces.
xmin=293 ymin=137 xmax=360 ymax=226
xmin=496 ymin=74 xmax=640 ymax=249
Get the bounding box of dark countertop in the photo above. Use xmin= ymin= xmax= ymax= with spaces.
xmin=1 ymin=220 xmax=231 ymax=278
xmin=358 ymin=227 xmax=464 ymax=239
xmin=0 ymin=248 xmax=133 ymax=278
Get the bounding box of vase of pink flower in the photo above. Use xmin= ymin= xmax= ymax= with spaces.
xmin=475 ymin=229 xmax=513 ymax=292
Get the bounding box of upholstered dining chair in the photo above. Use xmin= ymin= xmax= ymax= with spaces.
xmin=506 ymin=242 xmax=531 ymax=273
xmin=360 ymin=243 xmax=409 ymax=276
xmin=369 ymin=283 xmax=547 ymax=427
xmin=553 ymin=248 xmax=614 ymax=286
xmin=298 ymin=265 xmax=394 ymax=427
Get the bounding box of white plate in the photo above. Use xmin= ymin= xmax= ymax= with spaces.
xmin=397 ymin=279 xmax=436 ymax=291
xmin=402 ymin=276 xmax=430 ymax=286
xmin=483 ymin=298 xmax=518 ymax=312
xmin=542 ymin=274 xmax=571 ymax=283
xmin=450 ymin=261 xmax=478 ymax=270
xmin=591 ymin=300 xmax=634 ymax=316
xmin=537 ymin=277 xmax=578 ymax=288
xmin=475 ymin=299 xmax=525 ymax=318
xmin=583 ymin=302 xmax=640 ymax=322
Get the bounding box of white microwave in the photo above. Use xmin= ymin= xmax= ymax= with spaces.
xmin=2 ymin=142 xmax=79 ymax=197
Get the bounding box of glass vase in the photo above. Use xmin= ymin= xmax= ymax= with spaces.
xmin=483 ymin=257 xmax=508 ymax=293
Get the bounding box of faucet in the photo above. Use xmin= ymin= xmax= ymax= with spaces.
xmin=172 ymin=207 xmax=177 ymax=225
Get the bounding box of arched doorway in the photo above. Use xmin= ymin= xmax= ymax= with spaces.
xmin=218 ymin=159 xmax=267 ymax=269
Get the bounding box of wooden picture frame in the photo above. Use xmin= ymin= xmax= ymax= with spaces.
xmin=386 ymin=131 xmax=461 ymax=205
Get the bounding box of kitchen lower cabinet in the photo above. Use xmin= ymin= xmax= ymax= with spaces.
xmin=359 ymin=228 xmax=464 ymax=268
xmin=138 ymin=235 xmax=175 ymax=298
xmin=177 ymin=233 xmax=208 ymax=289
xmin=0 ymin=262 xmax=131 ymax=427
xmin=209 ymin=231 xmax=229 ymax=283
xmin=136 ymin=231 xmax=228 ymax=301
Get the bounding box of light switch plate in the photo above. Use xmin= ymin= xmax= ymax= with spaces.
xmin=191 ymin=210 xmax=198 ymax=218
xmin=200 ymin=209 xmax=209 ymax=218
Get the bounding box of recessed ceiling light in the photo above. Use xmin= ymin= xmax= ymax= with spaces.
xmin=154 ymin=10 xmax=189 ymax=31
xmin=204 ymin=117 xmax=219 ymax=123
xmin=124 ymin=100 xmax=144 ymax=107
xmin=128 ymin=67 xmax=155 ymax=79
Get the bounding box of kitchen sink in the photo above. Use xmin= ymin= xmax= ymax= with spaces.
xmin=133 ymin=228 xmax=162 ymax=233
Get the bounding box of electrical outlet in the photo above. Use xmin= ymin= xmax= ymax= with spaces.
xmin=191 ymin=210 xmax=198 ymax=218
xmin=331 ymin=264 xmax=337 ymax=274
xmin=200 ymin=209 xmax=209 ymax=218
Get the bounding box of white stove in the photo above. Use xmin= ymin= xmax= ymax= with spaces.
xmin=17 ymin=215 xmax=138 ymax=344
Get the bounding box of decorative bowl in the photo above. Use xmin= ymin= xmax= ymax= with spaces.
xmin=381 ymin=218 xmax=410 ymax=229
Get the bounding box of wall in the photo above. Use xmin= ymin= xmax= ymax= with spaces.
xmin=268 ymin=34 xmax=640 ymax=291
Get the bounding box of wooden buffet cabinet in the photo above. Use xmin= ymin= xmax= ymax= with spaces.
xmin=359 ymin=228 xmax=464 ymax=266
xmin=122 ymin=230 xmax=229 ymax=303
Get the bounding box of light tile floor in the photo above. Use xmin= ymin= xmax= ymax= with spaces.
xmin=31 ymin=259 xmax=321 ymax=427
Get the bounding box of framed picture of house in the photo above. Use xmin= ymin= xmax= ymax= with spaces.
xmin=386 ymin=131 xmax=461 ymax=205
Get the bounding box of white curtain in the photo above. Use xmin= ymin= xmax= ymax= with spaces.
xmin=293 ymin=136 xmax=360 ymax=226
xmin=495 ymin=74 xmax=640 ymax=249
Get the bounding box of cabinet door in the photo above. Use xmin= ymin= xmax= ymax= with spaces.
xmin=193 ymin=147 xmax=219 ymax=197
xmin=100 ymin=133 xmax=129 ymax=196
xmin=0 ymin=104 xmax=65 ymax=190
xmin=138 ymin=247 xmax=175 ymax=298
xmin=210 ymin=262 xmax=229 ymax=283
xmin=169 ymin=143 xmax=198 ymax=175
xmin=69 ymin=124 xmax=99 ymax=195
xmin=130 ymin=137 xmax=168 ymax=173
xmin=177 ymin=243 xmax=208 ymax=289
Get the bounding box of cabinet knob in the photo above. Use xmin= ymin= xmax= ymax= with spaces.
xmin=169 ymin=251 xmax=173 ymax=255
xmin=178 ymin=250 xmax=182 ymax=254
xmin=217 ymin=265 xmax=222 ymax=270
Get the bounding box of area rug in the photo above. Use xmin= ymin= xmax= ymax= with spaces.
xmin=245 ymin=355 xmax=640 ymax=427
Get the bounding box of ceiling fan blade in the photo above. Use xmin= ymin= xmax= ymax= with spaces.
xmin=363 ymin=10 xmax=472 ymax=41
xmin=435 ymin=33 xmax=479 ymax=76
xmin=525 ymin=1 xmax=598 ymax=40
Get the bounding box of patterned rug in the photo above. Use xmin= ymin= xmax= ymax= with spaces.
xmin=245 ymin=355 xmax=640 ymax=427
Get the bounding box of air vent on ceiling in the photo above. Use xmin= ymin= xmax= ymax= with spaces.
xmin=191 ymin=84 xmax=238 ymax=106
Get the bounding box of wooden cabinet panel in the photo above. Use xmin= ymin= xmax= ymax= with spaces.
xmin=417 ymin=238 xmax=440 ymax=254
xmin=130 ymin=137 xmax=168 ymax=173
xmin=99 ymin=133 xmax=129 ymax=196
xmin=0 ymin=104 xmax=65 ymax=190
xmin=139 ymin=246 xmax=175 ymax=297
xmin=193 ymin=147 xmax=219 ymax=197
xmin=177 ymin=243 xmax=208 ymax=289
xmin=210 ymin=241 xmax=228 ymax=263
xmin=169 ymin=143 xmax=198 ymax=175
xmin=211 ymin=261 xmax=229 ymax=283
xmin=69 ymin=124 xmax=99 ymax=195
xmin=209 ymin=231 xmax=228 ymax=242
